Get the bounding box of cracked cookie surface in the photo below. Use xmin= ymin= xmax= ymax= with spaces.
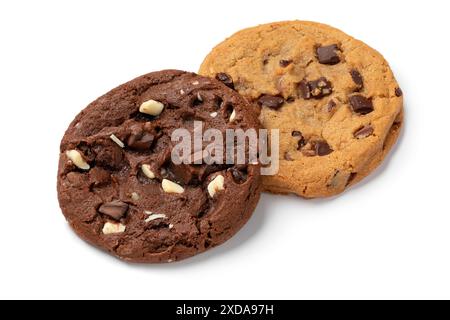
xmin=200 ymin=21 xmax=403 ymax=198
xmin=57 ymin=70 xmax=261 ymax=263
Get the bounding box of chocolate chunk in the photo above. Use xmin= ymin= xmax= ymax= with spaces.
xmin=93 ymin=144 xmax=124 ymax=169
xmin=279 ymin=59 xmax=293 ymax=67
xmin=127 ymin=132 xmax=154 ymax=150
xmin=316 ymin=44 xmax=341 ymax=65
xmin=350 ymin=69 xmax=364 ymax=90
xmin=215 ymin=73 xmax=234 ymax=89
xmin=395 ymin=87 xmax=403 ymax=97
xmin=99 ymin=200 xmax=129 ymax=220
xmin=314 ymin=141 xmax=333 ymax=156
xmin=168 ymin=162 xmax=200 ymax=185
xmin=299 ymin=77 xmax=333 ymax=99
xmin=327 ymin=99 xmax=337 ymax=112
xmin=299 ymin=80 xmax=311 ymax=99
xmin=300 ymin=140 xmax=333 ymax=156
xmin=257 ymin=95 xmax=285 ymax=109
xmin=354 ymin=125 xmax=374 ymax=139
xmin=349 ymin=95 xmax=374 ymax=115
xmin=292 ymin=131 xmax=306 ymax=150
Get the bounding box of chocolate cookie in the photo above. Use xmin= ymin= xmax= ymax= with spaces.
xmin=57 ymin=70 xmax=262 ymax=263
xmin=200 ymin=21 xmax=403 ymax=198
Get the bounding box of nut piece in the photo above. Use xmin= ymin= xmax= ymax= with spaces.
xmin=229 ymin=109 xmax=236 ymax=122
xmin=66 ymin=150 xmax=90 ymax=170
xmin=141 ymin=164 xmax=155 ymax=179
xmin=131 ymin=192 xmax=140 ymax=201
xmin=139 ymin=99 xmax=165 ymax=116
xmin=110 ymin=134 xmax=125 ymax=148
xmin=102 ymin=222 xmax=126 ymax=235
xmin=144 ymin=211 xmax=167 ymax=223
xmin=210 ymin=112 xmax=218 ymax=118
xmin=207 ymin=175 xmax=225 ymax=198
xmin=162 ymin=179 xmax=185 ymax=194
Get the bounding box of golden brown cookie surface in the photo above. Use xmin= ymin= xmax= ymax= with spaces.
xmin=200 ymin=21 xmax=403 ymax=198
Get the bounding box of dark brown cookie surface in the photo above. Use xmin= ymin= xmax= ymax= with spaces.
xmin=57 ymin=70 xmax=262 ymax=263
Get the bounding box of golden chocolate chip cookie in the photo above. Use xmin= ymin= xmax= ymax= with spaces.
xmin=200 ymin=21 xmax=403 ymax=198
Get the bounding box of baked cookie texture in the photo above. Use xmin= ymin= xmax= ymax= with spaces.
xmin=57 ymin=70 xmax=262 ymax=263
xmin=200 ymin=20 xmax=404 ymax=198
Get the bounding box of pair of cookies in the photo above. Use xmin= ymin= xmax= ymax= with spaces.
xmin=57 ymin=21 xmax=403 ymax=263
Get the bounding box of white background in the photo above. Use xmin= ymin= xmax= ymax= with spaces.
xmin=0 ymin=0 xmax=449 ymax=300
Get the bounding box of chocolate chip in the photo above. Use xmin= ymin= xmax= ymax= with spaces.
xmin=316 ymin=44 xmax=341 ymax=65
xmin=349 ymin=95 xmax=374 ymax=115
xmin=230 ymin=167 xmax=248 ymax=184
xmin=99 ymin=200 xmax=129 ymax=220
xmin=279 ymin=59 xmax=293 ymax=67
xmin=257 ymin=95 xmax=285 ymax=109
xmin=215 ymin=73 xmax=234 ymax=89
xmin=314 ymin=141 xmax=333 ymax=156
xmin=395 ymin=87 xmax=403 ymax=97
xmin=291 ymin=131 xmax=302 ymax=137
xmin=299 ymin=77 xmax=333 ymax=99
xmin=354 ymin=125 xmax=374 ymax=139
xmin=127 ymin=132 xmax=154 ymax=150
xmin=350 ymin=69 xmax=364 ymax=90
xmin=327 ymin=99 xmax=337 ymax=112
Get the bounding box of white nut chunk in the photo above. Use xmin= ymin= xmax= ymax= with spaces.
xmin=162 ymin=179 xmax=184 ymax=194
xmin=144 ymin=211 xmax=167 ymax=223
xmin=207 ymin=175 xmax=225 ymax=198
xmin=229 ymin=109 xmax=236 ymax=122
xmin=102 ymin=222 xmax=126 ymax=235
xmin=139 ymin=99 xmax=164 ymax=116
xmin=110 ymin=134 xmax=125 ymax=148
xmin=66 ymin=150 xmax=90 ymax=170
xmin=141 ymin=164 xmax=155 ymax=179
xmin=131 ymin=192 xmax=140 ymax=201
